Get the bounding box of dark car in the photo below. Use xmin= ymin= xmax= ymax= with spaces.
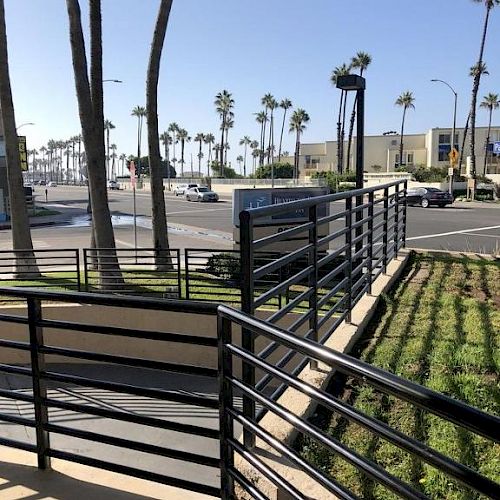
xmin=406 ymin=187 xmax=453 ymax=208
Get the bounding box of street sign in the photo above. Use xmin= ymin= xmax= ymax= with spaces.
xmin=448 ymin=167 xmax=454 ymax=177
xmin=494 ymin=142 xmax=500 ymax=155
xmin=449 ymin=147 xmax=459 ymax=165
xmin=129 ymin=161 xmax=137 ymax=187
xmin=18 ymin=136 xmax=28 ymax=171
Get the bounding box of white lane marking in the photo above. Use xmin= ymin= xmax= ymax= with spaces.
xmin=166 ymin=207 xmax=231 ymax=216
xmin=406 ymin=224 xmax=500 ymax=242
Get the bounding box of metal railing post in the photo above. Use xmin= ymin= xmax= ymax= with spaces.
xmin=382 ymin=187 xmax=389 ymax=274
xmin=75 ymin=249 xmax=81 ymax=292
xmin=239 ymin=210 xmax=255 ymax=448
xmin=184 ymin=250 xmax=190 ymax=300
xmin=308 ymin=205 xmax=318 ymax=369
xmin=394 ymin=183 xmax=400 ymax=258
xmin=345 ymin=197 xmax=353 ymax=324
xmin=402 ymin=180 xmax=408 ymax=249
xmin=83 ymin=249 xmax=89 ymax=292
xmin=367 ymin=191 xmax=374 ymax=295
xmin=218 ymin=313 xmax=234 ymax=499
xmin=27 ymin=298 xmax=50 ymax=470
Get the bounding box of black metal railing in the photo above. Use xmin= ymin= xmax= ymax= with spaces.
xmin=0 ymin=249 xmax=80 ymax=302
xmin=218 ymin=305 xmax=500 ymax=500
xmin=0 ymin=287 xmax=220 ymax=497
xmin=238 ymin=180 xmax=407 ymax=409
xmin=82 ymin=247 xmax=182 ymax=298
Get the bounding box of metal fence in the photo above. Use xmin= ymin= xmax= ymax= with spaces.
xmin=82 ymin=247 xmax=182 ymax=298
xmin=0 ymin=249 xmax=80 ymax=302
xmin=239 ymin=180 xmax=407 ymax=404
xmin=0 ymin=287 xmax=220 ymax=497
xmin=218 ymin=305 xmax=500 ymax=500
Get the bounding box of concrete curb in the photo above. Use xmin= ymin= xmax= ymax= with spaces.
xmin=235 ymin=250 xmax=411 ymax=499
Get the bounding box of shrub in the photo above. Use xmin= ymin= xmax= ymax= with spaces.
xmin=413 ymin=166 xmax=448 ymax=182
xmin=254 ymin=162 xmax=294 ymax=179
xmin=312 ymin=171 xmax=356 ymax=192
xmin=371 ymin=165 xmax=383 ymax=172
xmin=205 ymin=253 xmax=241 ymax=282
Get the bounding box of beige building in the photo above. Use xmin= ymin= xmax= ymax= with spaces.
xmin=285 ymin=126 xmax=500 ymax=177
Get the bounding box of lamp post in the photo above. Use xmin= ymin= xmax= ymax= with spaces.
xmin=431 ymin=79 xmax=457 ymax=194
xmin=16 ymin=122 xmax=35 ymax=131
xmin=336 ymin=75 xmax=366 ymax=265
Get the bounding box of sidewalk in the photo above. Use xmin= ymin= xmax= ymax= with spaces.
xmin=0 ymin=206 xmax=80 ymax=230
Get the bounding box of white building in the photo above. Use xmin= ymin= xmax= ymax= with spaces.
xmin=286 ymin=126 xmax=500 ymax=177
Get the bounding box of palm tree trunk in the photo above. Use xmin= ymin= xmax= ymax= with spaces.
xmin=220 ymin=115 xmax=225 ymax=167
xmin=278 ymin=108 xmax=287 ymax=162
xmin=198 ymin=140 xmax=202 ymax=172
xmin=0 ymin=0 xmax=39 ymax=277
xmin=66 ymin=146 xmax=70 ymax=183
xmin=66 ymin=0 xmax=121 ymax=285
xmin=243 ymin=143 xmax=247 ymax=177
xmin=340 ymin=90 xmax=348 ymax=172
xmin=147 ymin=0 xmax=172 ymax=271
xmin=224 ymin=127 xmax=229 ymax=167
xmin=181 ymin=140 xmax=185 ymax=177
xmin=267 ymin=112 xmax=273 ymax=163
xmin=399 ymin=107 xmax=407 ymax=168
xmin=106 ymin=127 xmax=110 ymax=180
xmin=207 ymin=143 xmax=211 ymax=177
xmin=483 ymin=108 xmax=492 ymax=177
xmin=459 ymin=111 xmax=470 ymax=173
xmin=294 ymin=131 xmax=300 ymax=180
xmin=336 ymin=92 xmax=344 ymax=173
xmin=262 ymin=110 xmax=268 ymax=165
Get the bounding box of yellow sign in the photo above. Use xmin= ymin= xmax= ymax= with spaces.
xmin=449 ymin=147 xmax=459 ymax=165
xmin=18 ymin=136 xmax=28 ymax=171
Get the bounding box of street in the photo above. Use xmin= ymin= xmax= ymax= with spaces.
xmin=1 ymin=185 xmax=499 ymax=254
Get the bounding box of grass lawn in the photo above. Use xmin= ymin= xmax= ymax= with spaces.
xmin=299 ymin=253 xmax=500 ymax=499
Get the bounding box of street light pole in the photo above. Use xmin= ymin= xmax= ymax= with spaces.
xmin=16 ymin=122 xmax=35 ymax=132
xmin=431 ymin=79 xmax=457 ymax=194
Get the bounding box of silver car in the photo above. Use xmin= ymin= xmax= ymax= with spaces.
xmin=185 ymin=186 xmax=219 ymax=202
xmin=174 ymin=183 xmax=198 ymax=196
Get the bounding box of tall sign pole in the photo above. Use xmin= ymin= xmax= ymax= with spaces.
xmin=130 ymin=161 xmax=138 ymax=261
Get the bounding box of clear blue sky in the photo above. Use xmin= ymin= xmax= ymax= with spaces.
xmin=4 ymin=0 xmax=500 ymax=173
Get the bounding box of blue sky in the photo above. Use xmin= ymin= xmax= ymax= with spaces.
xmin=5 ymin=0 xmax=500 ymax=173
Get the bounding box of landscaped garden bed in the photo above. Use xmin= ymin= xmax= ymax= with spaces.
xmin=298 ymin=253 xmax=500 ymax=499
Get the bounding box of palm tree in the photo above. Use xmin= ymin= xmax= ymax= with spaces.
xmin=480 ymin=92 xmax=499 ymax=175
xmin=204 ymin=133 xmax=215 ymax=177
xmin=159 ymin=131 xmax=172 ymax=167
xmin=167 ymin=122 xmax=179 ymax=174
xmin=346 ymin=52 xmax=372 ymax=172
xmin=104 ymin=119 xmax=115 ymax=180
xmin=239 ymin=136 xmax=252 ymax=177
xmin=266 ymin=96 xmax=278 ymax=164
xmin=214 ymin=90 xmax=234 ymax=166
xmin=395 ymin=91 xmax=416 ymax=168
xmin=468 ymin=0 xmax=499 ymax=180
xmin=255 ymin=111 xmax=268 ymax=166
xmin=39 ymin=145 xmax=47 ymax=182
xmin=224 ymin=116 xmax=234 ymax=167
xmin=110 ymin=143 xmax=117 ymax=179
xmin=331 ymin=63 xmax=351 ymax=173
xmin=278 ymin=99 xmax=292 ymax=161
xmin=119 ymin=153 xmax=126 ymax=177
xmin=131 ymin=106 xmax=146 ymax=178
xmin=289 ymin=108 xmax=310 ymax=180
xmin=194 ymin=133 xmax=205 ymax=173
xmin=261 ymin=93 xmax=274 ymax=165
xmin=177 ymin=128 xmax=190 ymax=177
xmin=75 ymin=133 xmax=82 ymax=182
xmin=66 ymin=0 xmax=121 ymax=282
xmin=251 ymin=148 xmax=260 ymax=175
xmin=236 ymin=155 xmax=244 ymax=174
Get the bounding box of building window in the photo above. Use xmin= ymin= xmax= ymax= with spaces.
xmin=438 ymin=150 xmax=449 ymax=162
xmin=305 ymin=155 xmax=311 ymax=165
xmin=407 ymin=153 xmax=414 ymax=164
xmin=391 ymin=139 xmax=397 ymax=146
xmin=439 ymin=134 xmax=451 ymax=144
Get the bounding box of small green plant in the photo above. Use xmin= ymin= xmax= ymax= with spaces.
xmin=205 ymin=253 xmax=241 ymax=282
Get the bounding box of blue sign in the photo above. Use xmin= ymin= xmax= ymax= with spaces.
xmin=493 ymin=142 xmax=500 ymax=155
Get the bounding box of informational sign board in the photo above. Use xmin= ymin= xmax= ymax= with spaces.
xmin=18 ymin=136 xmax=28 ymax=171
xmin=448 ymin=167 xmax=454 ymax=177
xmin=494 ymin=142 xmax=500 ymax=155
xmin=232 ymin=187 xmax=330 ymax=227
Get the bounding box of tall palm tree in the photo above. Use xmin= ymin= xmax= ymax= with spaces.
xmin=104 ymin=119 xmax=115 ymax=180
xmin=236 ymin=155 xmax=243 ymax=174
xmin=177 ymin=128 xmax=190 ymax=177
xmin=214 ymin=90 xmax=234 ymax=166
xmin=66 ymin=0 xmax=121 ymax=282
xmin=278 ymin=98 xmax=292 ymax=161
xmin=119 ymin=153 xmax=126 ymax=177
xmin=289 ymin=108 xmax=310 ymax=180
xmin=110 ymin=143 xmax=117 ymax=179
xmin=194 ymin=133 xmax=205 ymax=173
xmin=131 ymin=106 xmax=146 ymax=177
xmin=480 ymin=92 xmax=499 ymax=175
xmin=261 ymin=93 xmax=274 ymax=165
xmin=251 ymin=148 xmax=260 ymax=175
xmin=331 ymin=63 xmax=351 ymax=173
xmin=266 ymin=96 xmax=278 ymax=164
xmin=239 ymin=136 xmax=252 ymax=176
xmin=255 ymin=111 xmax=268 ymax=166
xmin=167 ymin=122 xmax=179 ymax=173
xmin=395 ymin=91 xmax=416 ymax=168
xmin=159 ymin=131 xmax=172 ymax=168
xmin=204 ymin=133 xmax=215 ymax=177
xmin=39 ymin=145 xmax=47 ymax=182
xmin=75 ymin=133 xmax=82 ymax=182
xmin=346 ymin=52 xmax=372 ymax=172
xmin=224 ymin=116 xmax=234 ymax=167
xmin=468 ymin=0 xmax=499 ymax=180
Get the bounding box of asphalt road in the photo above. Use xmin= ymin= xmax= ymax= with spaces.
xmin=3 ymin=185 xmax=500 ymax=254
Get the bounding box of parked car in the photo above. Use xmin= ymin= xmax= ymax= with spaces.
xmin=174 ymin=183 xmax=198 ymax=196
xmin=406 ymin=187 xmax=453 ymax=208
xmin=107 ymin=180 xmax=120 ymax=190
xmin=47 ymin=181 xmax=57 ymax=187
xmin=39 ymin=180 xmax=46 ymax=186
xmin=185 ymin=186 xmax=219 ymax=202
